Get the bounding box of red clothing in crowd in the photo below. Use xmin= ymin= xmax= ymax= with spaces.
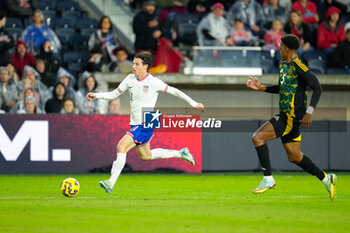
xmin=317 ymin=7 xmax=346 ymax=50
xmin=10 ymin=40 xmax=36 ymax=78
xmin=292 ymin=1 xmax=318 ymax=24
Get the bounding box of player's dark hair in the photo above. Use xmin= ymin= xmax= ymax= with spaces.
xmin=135 ymin=51 xmax=154 ymax=71
xmin=281 ymin=34 xmax=300 ymax=50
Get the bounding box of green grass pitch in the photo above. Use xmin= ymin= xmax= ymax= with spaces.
xmin=1 ymin=173 xmax=350 ymax=233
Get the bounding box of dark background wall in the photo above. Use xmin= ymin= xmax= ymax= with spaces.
xmin=202 ymin=121 xmax=350 ymax=171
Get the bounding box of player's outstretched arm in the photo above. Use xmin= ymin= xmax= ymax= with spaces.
xmin=86 ymin=92 xmax=96 ymax=101
xmin=246 ymin=76 xmax=266 ymax=91
xmin=166 ymin=86 xmax=205 ymax=112
xmin=195 ymin=103 xmax=205 ymax=112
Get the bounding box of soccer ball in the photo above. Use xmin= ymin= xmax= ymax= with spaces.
xmin=60 ymin=178 xmax=80 ymax=197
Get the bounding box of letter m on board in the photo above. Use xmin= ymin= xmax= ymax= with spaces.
xmin=0 ymin=121 xmax=49 ymax=161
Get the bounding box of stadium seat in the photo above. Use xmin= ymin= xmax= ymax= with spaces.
xmin=173 ymin=13 xmax=200 ymax=25
xmin=5 ymin=17 xmax=22 ymax=28
xmin=38 ymin=0 xmax=56 ymax=11
xmin=61 ymin=11 xmax=82 ymax=21
xmin=41 ymin=10 xmax=56 ymax=20
xmin=77 ymin=18 xmax=98 ymax=30
xmin=326 ymin=68 xmax=349 ymax=74
xmin=308 ymin=59 xmax=326 ymax=74
xmin=23 ymin=17 xmax=32 ymax=27
xmin=71 ymin=34 xmax=89 ymax=51
xmin=68 ymin=62 xmax=83 ymax=76
xmin=80 ymin=28 xmax=96 ymax=37
xmin=5 ymin=27 xmax=22 ymax=41
xmin=261 ymin=50 xmax=278 ymax=74
xmin=52 ymin=17 xmax=75 ymax=29
xmin=63 ymin=51 xmax=89 ymax=64
xmin=56 ymin=27 xmax=75 ymax=45
xmin=172 ymin=13 xmax=199 ymax=46
xmin=177 ymin=24 xmax=198 ymax=46
xmin=57 ymin=1 xmax=81 ymax=12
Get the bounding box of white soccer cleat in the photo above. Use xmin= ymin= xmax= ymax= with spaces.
xmin=252 ymin=178 xmax=276 ymax=194
xmin=324 ymin=173 xmax=337 ymax=201
xmin=179 ymin=148 xmax=195 ymax=165
xmin=99 ymin=180 xmax=113 ymax=194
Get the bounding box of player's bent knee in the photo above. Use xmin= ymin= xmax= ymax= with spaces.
xmin=252 ymin=133 xmax=263 ymax=146
xmin=117 ymin=143 xmax=126 ymax=153
xmin=140 ymin=154 xmax=151 ymax=161
xmin=287 ymin=153 xmax=302 ymax=163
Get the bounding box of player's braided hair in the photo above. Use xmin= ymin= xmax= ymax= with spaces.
xmin=281 ymin=34 xmax=300 ymax=50
xmin=135 ymin=51 xmax=154 ymax=71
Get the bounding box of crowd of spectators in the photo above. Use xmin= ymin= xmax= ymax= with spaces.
xmin=0 ymin=0 xmax=349 ymax=115
xmin=129 ymin=0 xmax=350 ymax=74
xmin=0 ymin=0 xmax=131 ymax=115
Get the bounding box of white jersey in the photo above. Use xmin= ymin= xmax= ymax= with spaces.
xmin=94 ymin=73 xmax=198 ymax=125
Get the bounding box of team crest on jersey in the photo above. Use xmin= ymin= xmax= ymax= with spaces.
xmin=143 ymin=85 xmax=149 ymax=93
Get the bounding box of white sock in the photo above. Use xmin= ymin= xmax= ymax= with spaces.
xmin=264 ymin=175 xmax=275 ymax=182
xmin=322 ymin=174 xmax=329 ymax=185
xmin=151 ymin=148 xmax=182 ymax=160
xmin=108 ymin=153 xmax=126 ymax=187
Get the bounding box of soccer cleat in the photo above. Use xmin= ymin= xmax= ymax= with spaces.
xmin=99 ymin=180 xmax=113 ymax=194
xmin=252 ymin=178 xmax=276 ymax=194
xmin=180 ymin=148 xmax=195 ymax=165
xmin=324 ymin=173 xmax=337 ymax=201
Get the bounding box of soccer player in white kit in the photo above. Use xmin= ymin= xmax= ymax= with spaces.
xmin=87 ymin=51 xmax=205 ymax=194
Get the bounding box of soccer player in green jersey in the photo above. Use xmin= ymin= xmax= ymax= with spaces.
xmin=246 ymin=34 xmax=337 ymax=200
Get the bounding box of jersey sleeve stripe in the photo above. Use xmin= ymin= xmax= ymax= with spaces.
xmin=294 ymin=58 xmax=309 ymax=72
xmin=117 ymin=87 xmax=123 ymax=93
xmin=164 ymin=85 xmax=169 ymax=93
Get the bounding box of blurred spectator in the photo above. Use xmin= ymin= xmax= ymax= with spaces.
xmin=331 ymin=24 xmax=350 ymax=69
xmin=35 ymin=59 xmax=55 ymax=88
xmin=0 ymin=66 xmax=18 ymax=112
xmin=108 ymin=98 xmax=121 ymax=115
xmin=17 ymin=96 xmax=42 ymax=114
xmin=157 ymin=0 xmax=188 ymax=39
xmin=88 ymin=16 xmax=118 ymax=72
xmin=317 ymin=6 xmax=345 ymax=52
xmin=61 ymin=98 xmax=79 ymax=114
xmin=53 ymin=67 xmax=78 ymax=102
xmin=0 ymin=10 xmax=15 ymax=66
xmin=133 ymin=0 xmax=162 ymax=54
xmin=187 ymin=0 xmax=211 ymax=14
xmin=86 ymin=45 xmax=103 ymax=73
xmin=7 ymin=0 xmax=37 ymax=19
xmin=227 ymin=0 xmax=265 ymax=38
xmin=284 ymin=10 xmax=316 ymax=55
xmin=11 ymin=40 xmax=36 ymax=77
xmin=76 ymin=71 xmax=100 ymax=114
xmin=226 ymin=18 xmax=253 ymax=46
xmin=21 ymin=10 xmax=61 ymax=54
xmin=318 ymin=0 xmax=347 ymax=23
xmin=157 ymin=0 xmax=188 ymax=25
xmin=45 ymin=82 xmax=66 ymax=113
xmin=291 ymin=0 xmax=319 ymax=26
xmin=7 ymin=62 xmax=19 ymax=84
xmin=12 ymin=86 xmax=41 ymax=113
xmin=263 ymin=19 xmax=284 ymax=50
xmin=35 ymin=40 xmax=60 ymax=75
xmin=279 ymin=0 xmax=291 ymax=14
xmin=196 ymin=3 xmax=229 ymax=46
xmin=263 ymin=0 xmax=287 ymax=30
xmin=17 ymin=65 xmax=48 ymax=108
xmin=112 ymin=46 xmax=133 ymax=73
